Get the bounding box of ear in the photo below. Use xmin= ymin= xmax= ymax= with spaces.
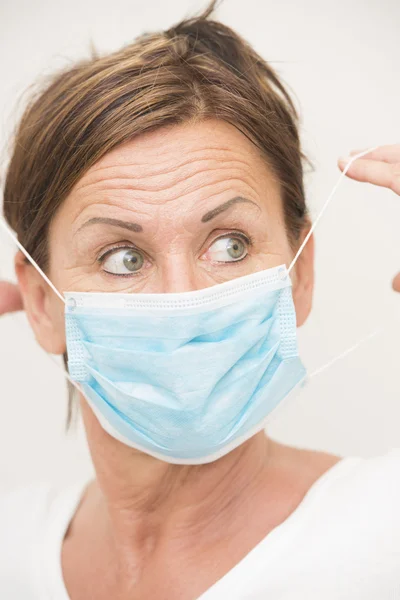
xmin=14 ymin=251 xmax=66 ymax=354
xmin=291 ymin=228 xmax=315 ymax=327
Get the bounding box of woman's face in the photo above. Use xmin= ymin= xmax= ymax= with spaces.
xmin=17 ymin=118 xmax=314 ymax=354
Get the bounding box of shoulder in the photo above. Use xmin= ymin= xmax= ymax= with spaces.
xmin=308 ymin=446 xmax=400 ymax=548
xmin=0 ymin=481 xmax=54 ymax=549
xmin=327 ymin=446 xmax=400 ymax=502
xmin=0 ymin=482 xmax=55 ymax=595
xmin=279 ymin=440 xmax=400 ymax=500
xmin=0 ymin=480 xmax=88 ymax=597
xmin=277 ymin=441 xmax=400 ymax=537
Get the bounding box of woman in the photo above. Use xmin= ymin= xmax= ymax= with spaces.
xmin=1 ymin=2 xmax=399 ymax=598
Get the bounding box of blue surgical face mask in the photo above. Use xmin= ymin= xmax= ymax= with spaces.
xmin=0 ymin=147 xmax=378 ymax=465
xmin=64 ymin=264 xmax=306 ymax=464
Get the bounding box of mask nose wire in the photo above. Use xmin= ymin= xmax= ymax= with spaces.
xmin=0 ymin=214 xmax=66 ymax=304
xmin=288 ymin=146 xmax=379 ymax=275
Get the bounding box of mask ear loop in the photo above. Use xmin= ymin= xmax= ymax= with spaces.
xmin=287 ymin=145 xmax=387 ymax=384
xmin=0 ymin=215 xmax=83 ymax=397
xmin=0 ymin=216 xmax=65 ymax=304
xmin=308 ymin=327 xmax=383 ymax=379
xmin=288 ymin=146 xmax=379 ymax=275
xmin=0 ymin=258 xmax=82 ymax=390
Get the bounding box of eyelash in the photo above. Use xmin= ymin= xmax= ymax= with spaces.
xmin=97 ymin=231 xmax=254 ymax=275
xmin=97 ymin=242 xmax=142 ymax=264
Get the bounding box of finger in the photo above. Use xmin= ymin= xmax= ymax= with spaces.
xmin=393 ymin=272 xmax=400 ymax=293
xmin=349 ymin=145 xmax=400 ymax=164
xmin=337 ymin=157 xmax=398 ymax=193
xmin=0 ymin=282 xmax=23 ymax=315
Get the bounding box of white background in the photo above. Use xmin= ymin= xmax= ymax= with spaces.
xmin=0 ymin=0 xmax=399 ymax=489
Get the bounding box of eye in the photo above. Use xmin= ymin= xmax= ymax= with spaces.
xmin=101 ymin=247 xmax=144 ymax=275
xmin=205 ymin=235 xmax=248 ymax=263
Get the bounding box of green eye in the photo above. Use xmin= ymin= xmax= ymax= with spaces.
xmin=207 ymin=236 xmax=248 ymax=262
xmin=226 ymin=238 xmax=245 ymax=259
xmin=102 ymin=248 xmax=144 ymax=275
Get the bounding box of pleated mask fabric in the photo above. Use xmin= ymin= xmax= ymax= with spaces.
xmin=64 ymin=264 xmax=306 ymax=464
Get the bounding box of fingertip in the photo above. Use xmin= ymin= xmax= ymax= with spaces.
xmin=349 ymin=148 xmax=367 ymax=156
xmin=393 ymin=272 xmax=400 ymax=293
xmin=0 ymin=282 xmax=23 ymax=315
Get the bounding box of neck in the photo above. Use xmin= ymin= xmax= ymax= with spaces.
xmin=80 ymin=397 xmax=273 ymax=554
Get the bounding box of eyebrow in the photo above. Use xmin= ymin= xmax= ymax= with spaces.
xmin=77 ymin=217 xmax=143 ymax=233
xmin=76 ymin=196 xmax=258 ymax=234
xmin=201 ymin=196 xmax=258 ymax=222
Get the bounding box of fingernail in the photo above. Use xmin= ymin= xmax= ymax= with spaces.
xmin=338 ymin=156 xmax=352 ymax=165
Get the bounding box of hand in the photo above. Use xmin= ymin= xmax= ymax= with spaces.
xmin=338 ymin=144 xmax=400 ymax=292
xmin=0 ymin=281 xmax=23 ymax=316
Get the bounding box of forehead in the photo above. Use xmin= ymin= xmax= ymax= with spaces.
xmin=57 ymin=118 xmax=283 ymax=233
xmin=74 ymin=118 xmax=277 ymax=192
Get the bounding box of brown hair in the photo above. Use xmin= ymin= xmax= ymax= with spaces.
xmin=2 ymin=0 xmax=311 ymax=428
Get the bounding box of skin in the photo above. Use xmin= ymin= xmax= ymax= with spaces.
xmin=0 ymin=122 xmax=398 ymax=599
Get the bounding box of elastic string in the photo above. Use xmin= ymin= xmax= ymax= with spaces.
xmin=309 ymin=327 xmax=383 ymax=379
xmin=0 ymin=216 xmax=65 ymax=304
xmin=288 ymin=146 xmax=379 ymax=274
xmin=0 ymin=260 xmax=80 ymax=391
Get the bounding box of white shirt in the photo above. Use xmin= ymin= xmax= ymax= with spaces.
xmin=1 ymin=447 xmax=400 ymax=600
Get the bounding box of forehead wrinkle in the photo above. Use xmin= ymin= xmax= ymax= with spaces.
xmin=86 ymin=145 xmax=254 ymax=177
xmin=73 ymin=165 xmax=261 ymax=206
xmin=74 ymin=145 xmax=260 ymax=194
xmin=77 ymin=156 xmax=251 ymax=187
xmin=89 ymin=127 xmax=261 ymax=167
xmin=69 ymin=177 xmax=264 ymax=232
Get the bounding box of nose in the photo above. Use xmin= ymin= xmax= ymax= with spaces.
xmin=159 ymin=254 xmax=208 ymax=294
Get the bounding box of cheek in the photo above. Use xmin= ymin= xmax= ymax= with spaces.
xmin=258 ymin=227 xmax=295 ymax=268
xmin=45 ymin=247 xmax=68 ymax=350
xmin=46 ymin=293 xmax=67 ymax=352
xmin=269 ymin=193 xmax=298 ymax=262
xmin=47 ymin=212 xmax=79 ymax=289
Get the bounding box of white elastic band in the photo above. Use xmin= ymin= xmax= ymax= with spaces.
xmin=0 ymin=216 xmax=65 ymax=304
xmin=0 ymin=261 xmax=78 ymax=392
xmin=288 ymin=146 xmax=379 ymax=274
xmin=309 ymin=327 xmax=383 ymax=379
